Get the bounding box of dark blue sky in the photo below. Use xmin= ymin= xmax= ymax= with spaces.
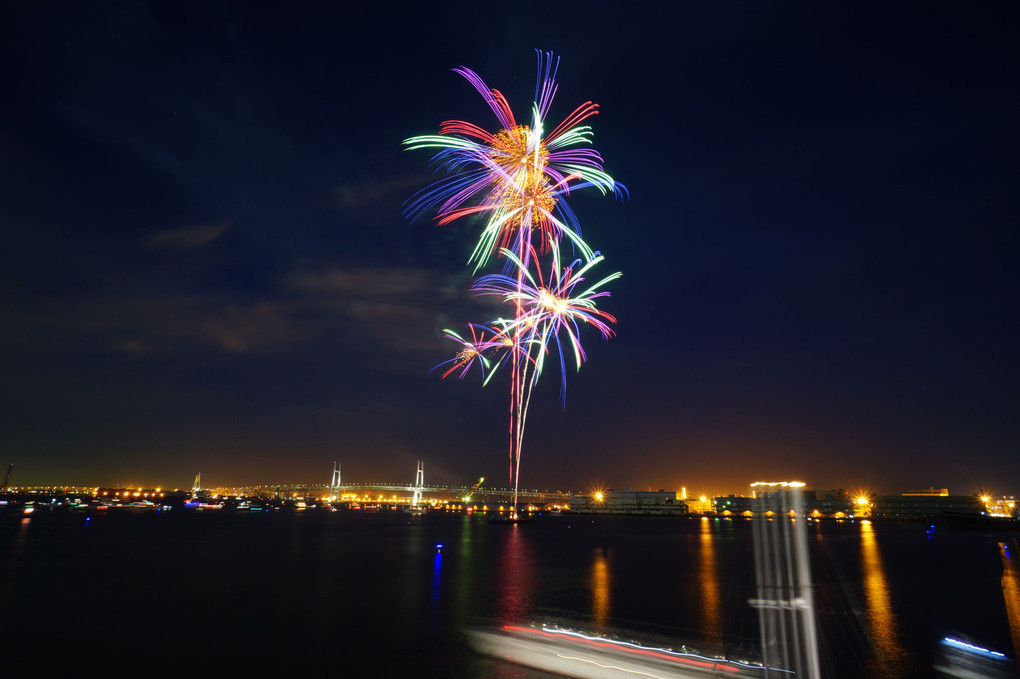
xmin=2 ymin=2 xmax=1017 ymax=495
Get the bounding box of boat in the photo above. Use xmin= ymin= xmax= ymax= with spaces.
xmin=488 ymin=513 xmax=533 ymax=524
xmin=97 ymin=500 xmax=158 ymax=513
xmin=466 ymin=624 xmax=767 ymax=677
xmin=183 ymin=497 xmax=223 ymax=510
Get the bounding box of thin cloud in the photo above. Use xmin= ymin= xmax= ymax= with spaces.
xmin=334 ymin=175 xmax=432 ymax=211
xmin=6 ymin=296 xmax=311 ymax=358
xmin=288 ymin=267 xmax=439 ymax=298
xmin=142 ymin=220 xmax=231 ymax=251
xmin=286 ymin=266 xmax=457 ymax=357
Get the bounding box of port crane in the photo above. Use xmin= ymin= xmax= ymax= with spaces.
xmin=462 ymin=476 xmax=487 ymax=502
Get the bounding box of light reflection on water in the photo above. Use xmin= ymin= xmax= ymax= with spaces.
xmin=0 ymin=516 xmax=32 ymax=607
xmin=698 ymin=516 xmax=723 ymax=646
xmin=2 ymin=511 xmax=1014 ymax=679
xmin=590 ymin=547 xmax=611 ymax=628
xmin=860 ymin=520 xmax=911 ymax=676
xmin=1000 ymin=539 xmax=1020 ymax=661
xmin=495 ymin=524 xmax=534 ymax=623
xmin=454 ymin=513 xmax=478 ymax=616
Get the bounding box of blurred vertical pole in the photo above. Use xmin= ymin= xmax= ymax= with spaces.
xmin=749 ymin=482 xmax=821 ymax=679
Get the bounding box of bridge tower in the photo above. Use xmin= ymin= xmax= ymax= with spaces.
xmin=329 ymin=461 xmax=341 ymax=501
xmin=191 ymin=473 xmax=201 ymax=494
xmin=748 ymin=481 xmax=821 ymax=679
xmin=411 ymin=461 xmax=424 ymax=507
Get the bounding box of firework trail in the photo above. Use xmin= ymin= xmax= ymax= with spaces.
xmin=407 ymin=51 xmax=623 ymax=513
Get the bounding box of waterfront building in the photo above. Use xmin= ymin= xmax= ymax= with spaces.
xmin=802 ymin=489 xmax=853 ymax=518
xmin=715 ymin=490 xmax=854 ymax=518
xmin=903 ymin=487 xmax=950 ymax=496
xmin=687 ymin=494 xmax=714 ymax=514
xmin=573 ymin=489 xmax=687 ymax=515
xmin=714 ymin=494 xmax=753 ymax=516
xmin=984 ymin=496 xmax=1018 ymax=518
xmin=871 ymin=492 xmax=981 ymax=520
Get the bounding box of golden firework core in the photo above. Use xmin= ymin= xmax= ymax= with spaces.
xmin=490 ymin=126 xmax=557 ymax=233
xmin=538 ymin=289 xmax=568 ymax=315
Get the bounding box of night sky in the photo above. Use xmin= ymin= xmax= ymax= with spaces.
xmin=2 ymin=3 xmax=1017 ymax=496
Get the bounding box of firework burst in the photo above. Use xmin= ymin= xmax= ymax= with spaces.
xmin=472 ymin=242 xmax=620 ymax=401
xmin=407 ymin=51 xmax=623 ymax=513
xmin=405 ymin=51 xmax=624 ymax=270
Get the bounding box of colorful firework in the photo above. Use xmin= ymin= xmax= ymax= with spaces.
xmin=404 ymin=51 xmax=624 ymax=270
xmin=407 ymin=51 xmax=623 ymax=513
xmin=472 ymin=241 xmax=621 ymax=401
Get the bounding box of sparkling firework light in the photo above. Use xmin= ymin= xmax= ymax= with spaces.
xmin=471 ymin=242 xmax=621 ymax=402
xmin=407 ymin=51 xmax=624 ymax=512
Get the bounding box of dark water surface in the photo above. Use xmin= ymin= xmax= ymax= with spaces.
xmin=1 ymin=509 xmax=1016 ymax=678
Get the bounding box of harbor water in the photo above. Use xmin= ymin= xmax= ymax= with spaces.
xmin=1 ymin=509 xmax=1016 ymax=678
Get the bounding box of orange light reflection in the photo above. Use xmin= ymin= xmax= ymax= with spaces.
xmin=1000 ymin=540 xmax=1020 ymax=661
xmin=590 ymin=549 xmax=611 ymax=629
xmin=699 ymin=518 xmax=723 ymax=646
xmin=860 ymin=522 xmax=911 ymax=675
